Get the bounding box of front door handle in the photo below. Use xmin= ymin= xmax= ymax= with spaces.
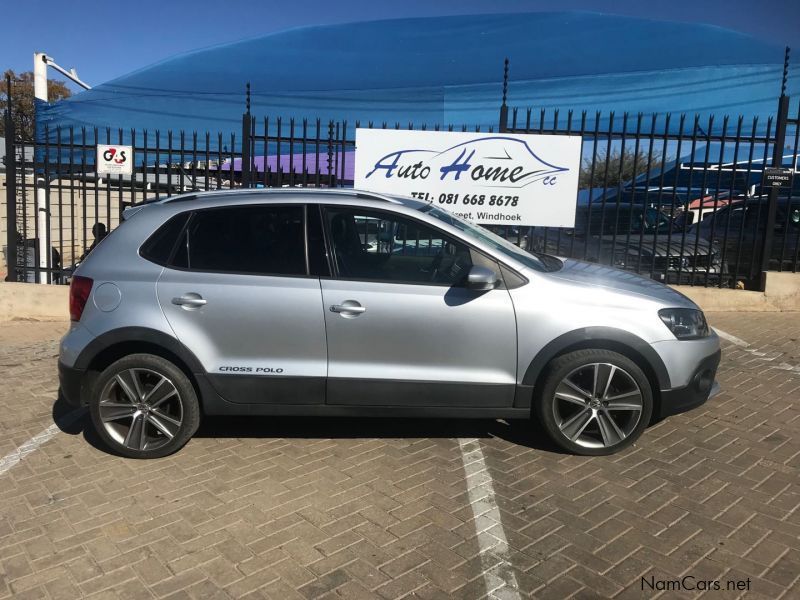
xmin=172 ymin=293 xmax=207 ymax=308
xmin=330 ymin=300 xmax=366 ymax=316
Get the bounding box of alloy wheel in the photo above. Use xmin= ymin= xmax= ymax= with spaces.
xmin=552 ymin=362 xmax=643 ymax=449
xmin=98 ymin=368 xmax=183 ymax=452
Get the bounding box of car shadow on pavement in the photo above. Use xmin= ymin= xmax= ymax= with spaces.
xmin=50 ymin=395 xmax=565 ymax=456
xmin=52 ymin=392 xmax=88 ymax=435
xmin=52 ymin=393 xmax=128 ymax=457
xmin=193 ymin=415 xmax=564 ymax=453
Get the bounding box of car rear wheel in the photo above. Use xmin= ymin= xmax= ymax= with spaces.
xmin=89 ymin=353 xmax=200 ymax=459
xmin=535 ymin=349 xmax=653 ymax=455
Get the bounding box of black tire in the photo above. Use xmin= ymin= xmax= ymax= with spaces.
xmin=534 ymin=349 xmax=653 ymax=456
xmin=89 ymin=353 xmax=200 ymax=459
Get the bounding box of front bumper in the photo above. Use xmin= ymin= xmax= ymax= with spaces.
xmin=58 ymin=361 xmax=86 ymax=407
xmin=655 ymin=268 xmax=725 ymax=286
xmin=658 ymin=348 xmax=721 ymax=418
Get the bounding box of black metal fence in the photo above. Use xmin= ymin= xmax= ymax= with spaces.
xmin=240 ymin=115 xmax=500 ymax=188
xmin=3 ymin=115 xmax=249 ymax=283
xmin=503 ymin=100 xmax=800 ymax=289
xmin=3 ymin=67 xmax=798 ymax=289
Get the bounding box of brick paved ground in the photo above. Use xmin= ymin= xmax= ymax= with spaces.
xmin=0 ymin=314 xmax=798 ymax=599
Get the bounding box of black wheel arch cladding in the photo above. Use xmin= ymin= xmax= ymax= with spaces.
xmin=75 ymin=326 xmax=205 ymax=374
xmin=522 ymin=326 xmax=671 ymax=391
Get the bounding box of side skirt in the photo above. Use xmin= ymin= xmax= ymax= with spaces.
xmin=327 ymin=378 xmax=515 ymax=407
xmin=196 ymin=373 xmax=530 ymax=418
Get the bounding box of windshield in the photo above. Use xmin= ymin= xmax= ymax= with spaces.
xmin=417 ymin=205 xmax=562 ymax=272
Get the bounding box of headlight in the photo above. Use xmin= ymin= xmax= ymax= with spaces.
xmin=658 ymin=308 xmax=709 ymax=340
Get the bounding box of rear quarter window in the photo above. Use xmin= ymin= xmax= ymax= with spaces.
xmin=139 ymin=212 xmax=190 ymax=265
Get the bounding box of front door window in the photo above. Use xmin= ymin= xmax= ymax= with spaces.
xmin=324 ymin=207 xmax=473 ymax=286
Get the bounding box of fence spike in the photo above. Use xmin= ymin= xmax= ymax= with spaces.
xmin=502 ymin=57 xmax=509 ymax=105
xmin=781 ymin=46 xmax=790 ymax=96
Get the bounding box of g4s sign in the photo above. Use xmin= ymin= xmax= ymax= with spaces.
xmin=97 ymin=144 xmax=133 ymax=176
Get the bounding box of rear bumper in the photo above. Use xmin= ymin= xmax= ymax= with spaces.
xmin=58 ymin=361 xmax=86 ymax=407
xmin=658 ymin=348 xmax=721 ymax=418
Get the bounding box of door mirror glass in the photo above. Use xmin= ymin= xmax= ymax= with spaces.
xmin=467 ymin=265 xmax=498 ymax=291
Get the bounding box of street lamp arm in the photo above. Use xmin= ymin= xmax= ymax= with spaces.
xmin=43 ymin=56 xmax=92 ymax=90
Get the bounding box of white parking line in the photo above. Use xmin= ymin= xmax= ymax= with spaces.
xmin=459 ymin=438 xmax=521 ymax=600
xmin=0 ymin=410 xmax=85 ymax=477
xmin=715 ymin=328 xmax=800 ymax=374
xmin=714 ymin=328 xmax=750 ymax=347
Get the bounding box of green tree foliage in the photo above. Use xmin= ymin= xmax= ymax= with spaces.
xmin=1 ymin=70 xmax=72 ymax=140
xmin=579 ymin=149 xmax=655 ymax=190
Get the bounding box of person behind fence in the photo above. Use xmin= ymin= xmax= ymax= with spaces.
xmin=81 ymin=222 xmax=108 ymax=261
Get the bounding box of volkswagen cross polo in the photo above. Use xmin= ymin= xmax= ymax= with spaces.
xmin=59 ymin=189 xmax=721 ymax=458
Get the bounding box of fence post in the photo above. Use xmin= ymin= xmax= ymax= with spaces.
xmin=780 ymin=46 xmax=790 ymax=97
xmin=240 ymin=83 xmax=253 ymax=188
xmin=4 ymin=106 xmax=18 ymax=282
xmin=327 ymin=121 xmax=335 ymax=187
xmin=499 ymin=58 xmax=509 ymax=133
xmin=758 ymin=92 xmax=790 ymax=291
xmin=241 ymin=112 xmax=252 ymax=188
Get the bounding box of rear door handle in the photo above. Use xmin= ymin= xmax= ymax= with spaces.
xmin=330 ymin=300 xmax=366 ymax=316
xmin=172 ymin=294 xmax=207 ymax=308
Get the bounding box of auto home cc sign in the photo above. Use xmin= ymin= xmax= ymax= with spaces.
xmin=354 ymin=129 xmax=581 ymax=227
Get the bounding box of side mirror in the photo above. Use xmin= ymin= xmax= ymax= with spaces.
xmin=467 ymin=265 xmax=498 ymax=291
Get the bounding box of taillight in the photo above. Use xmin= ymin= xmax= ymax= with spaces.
xmin=69 ymin=276 xmax=94 ymax=321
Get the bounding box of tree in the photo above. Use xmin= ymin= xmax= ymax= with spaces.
xmin=578 ymin=148 xmax=655 ymax=190
xmin=0 ymin=70 xmax=72 ymax=140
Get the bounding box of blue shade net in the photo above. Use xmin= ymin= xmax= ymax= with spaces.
xmin=37 ymin=11 xmax=798 ymax=153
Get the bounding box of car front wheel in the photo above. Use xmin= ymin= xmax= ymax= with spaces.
xmin=89 ymin=353 xmax=200 ymax=459
xmin=535 ymin=349 xmax=653 ymax=455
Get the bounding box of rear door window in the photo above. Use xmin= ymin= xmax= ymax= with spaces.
xmin=173 ymin=205 xmax=307 ymax=276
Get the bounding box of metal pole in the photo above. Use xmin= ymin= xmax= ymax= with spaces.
xmin=327 ymin=121 xmax=334 ymax=187
xmin=780 ymin=46 xmax=790 ymax=97
xmin=241 ymin=112 xmax=251 ymax=188
xmin=759 ymin=94 xmax=790 ymax=290
xmin=33 ymin=52 xmax=48 ymax=284
xmin=33 ymin=52 xmax=48 ymax=101
xmin=499 ymin=58 xmax=509 ymax=133
xmin=4 ymin=77 xmax=18 ymax=281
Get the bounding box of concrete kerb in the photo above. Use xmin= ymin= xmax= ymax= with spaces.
xmin=0 ymin=281 xmax=69 ymax=321
xmin=672 ymin=271 xmax=800 ymax=312
xmin=0 ymin=272 xmax=798 ymax=321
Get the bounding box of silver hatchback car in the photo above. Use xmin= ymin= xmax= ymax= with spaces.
xmin=59 ymin=189 xmax=721 ymax=459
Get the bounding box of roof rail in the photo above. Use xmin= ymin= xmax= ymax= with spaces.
xmin=160 ymin=188 xmax=403 ymax=204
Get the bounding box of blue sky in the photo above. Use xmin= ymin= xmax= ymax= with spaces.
xmin=3 ymin=0 xmax=799 ymax=90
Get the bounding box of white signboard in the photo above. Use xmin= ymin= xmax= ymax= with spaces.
xmin=354 ymin=129 xmax=581 ymax=227
xmin=97 ymin=144 xmax=133 ymax=176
